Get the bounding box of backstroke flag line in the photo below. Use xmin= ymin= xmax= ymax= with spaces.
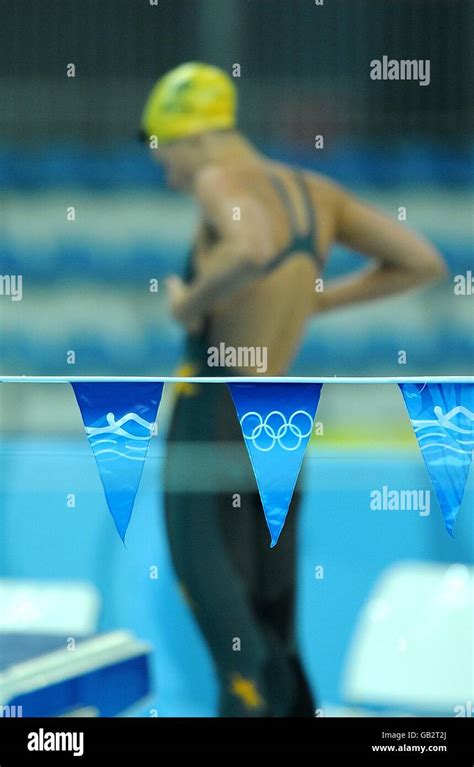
xmin=72 ymin=382 xmax=164 ymax=541
xmin=228 ymin=382 xmax=323 ymax=547
xmin=399 ymin=382 xmax=474 ymax=535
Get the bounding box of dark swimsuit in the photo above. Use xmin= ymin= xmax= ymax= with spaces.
xmin=164 ymin=169 xmax=319 ymax=716
xmin=183 ymin=168 xmax=321 ymax=374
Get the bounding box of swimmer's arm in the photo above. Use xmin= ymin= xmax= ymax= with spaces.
xmin=315 ymin=187 xmax=447 ymax=314
xmin=167 ymin=239 xmax=262 ymax=328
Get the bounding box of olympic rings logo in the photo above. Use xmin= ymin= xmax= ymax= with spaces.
xmin=240 ymin=410 xmax=314 ymax=451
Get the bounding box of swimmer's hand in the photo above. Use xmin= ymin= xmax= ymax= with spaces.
xmin=166 ymin=275 xmax=204 ymax=334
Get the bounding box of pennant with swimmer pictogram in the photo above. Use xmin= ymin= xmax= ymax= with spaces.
xmin=399 ymin=382 xmax=474 ymax=535
xmin=72 ymin=382 xmax=164 ymax=541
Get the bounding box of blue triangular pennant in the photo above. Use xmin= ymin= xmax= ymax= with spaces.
xmin=72 ymin=382 xmax=164 ymax=541
xmin=228 ymin=382 xmax=323 ymax=547
xmin=399 ymin=382 xmax=474 ymax=535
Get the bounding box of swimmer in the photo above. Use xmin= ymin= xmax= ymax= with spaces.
xmin=140 ymin=62 xmax=445 ymax=717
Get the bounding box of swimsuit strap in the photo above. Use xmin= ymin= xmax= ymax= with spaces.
xmin=268 ymin=170 xmax=301 ymax=241
xmin=292 ymin=170 xmax=317 ymax=256
xmin=264 ymin=169 xmax=319 ymax=271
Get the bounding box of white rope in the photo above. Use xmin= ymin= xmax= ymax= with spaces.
xmin=0 ymin=376 xmax=473 ymax=385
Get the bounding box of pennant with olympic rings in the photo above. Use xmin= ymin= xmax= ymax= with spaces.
xmin=228 ymin=382 xmax=323 ymax=546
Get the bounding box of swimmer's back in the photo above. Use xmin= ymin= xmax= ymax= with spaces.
xmin=189 ymin=160 xmax=338 ymax=374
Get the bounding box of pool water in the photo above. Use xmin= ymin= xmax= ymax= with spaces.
xmin=0 ymin=438 xmax=472 ymax=716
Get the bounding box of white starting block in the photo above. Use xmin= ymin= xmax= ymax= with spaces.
xmin=339 ymin=562 xmax=474 ymax=716
xmin=0 ymin=579 xmax=152 ymax=717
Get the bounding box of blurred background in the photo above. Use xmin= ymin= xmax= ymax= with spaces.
xmin=0 ymin=0 xmax=473 ymax=718
xmin=0 ymin=0 xmax=472 ymax=378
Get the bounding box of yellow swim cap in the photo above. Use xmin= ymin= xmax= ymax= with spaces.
xmin=141 ymin=62 xmax=237 ymax=144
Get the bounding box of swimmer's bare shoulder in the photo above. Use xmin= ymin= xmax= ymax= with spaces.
xmin=194 ymin=162 xmax=277 ymax=267
xmin=194 ymin=160 xmax=339 ymax=269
